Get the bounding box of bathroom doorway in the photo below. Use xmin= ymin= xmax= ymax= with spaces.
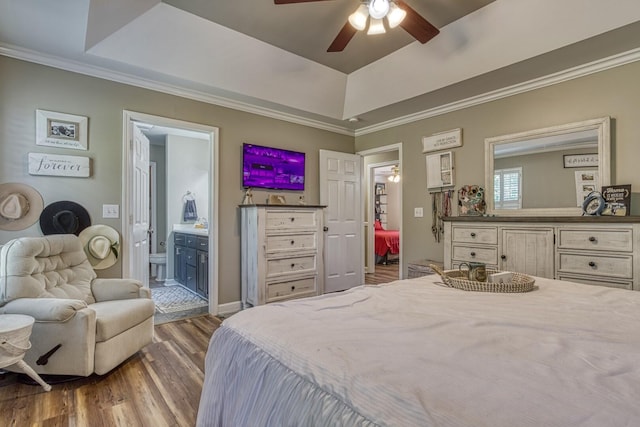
xmin=122 ymin=111 xmax=219 ymax=320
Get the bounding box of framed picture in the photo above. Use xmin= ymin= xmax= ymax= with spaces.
xmin=36 ymin=109 xmax=88 ymax=150
xmin=563 ymin=153 xmax=598 ymax=168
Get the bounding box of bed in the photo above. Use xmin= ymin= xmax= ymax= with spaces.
xmin=196 ymin=274 xmax=640 ymax=426
xmin=374 ymin=220 xmax=399 ymax=264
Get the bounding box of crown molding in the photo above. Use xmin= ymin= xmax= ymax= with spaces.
xmin=0 ymin=43 xmax=354 ymax=137
xmin=3 ymin=43 xmax=639 ymax=140
xmin=354 ymin=47 xmax=640 ymax=137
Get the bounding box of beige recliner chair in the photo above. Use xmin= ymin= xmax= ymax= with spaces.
xmin=0 ymin=234 xmax=155 ymax=376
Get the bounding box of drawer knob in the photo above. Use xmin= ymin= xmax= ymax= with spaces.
xmin=291 ymin=286 xmax=296 ymax=291
xmin=470 ymin=252 xmax=476 ymax=257
xmin=291 ymin=263 xmax=295 ymax=268
xmin=588 ymin=261 xmax=596 ymax=268
xmin=501 ymin=255 xmax=506 ymax=260
xmin=290 ymin=240 xmax=295 ymax=245
xmin=290 ymin=217 xmax=295 ymax=222
xmin=588 ymin=236 xmax=597 ymax=242
xmin=470 ymin=232 xmax=476 ymax=238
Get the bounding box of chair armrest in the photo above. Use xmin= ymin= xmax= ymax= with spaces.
xmin=91 ymin=278 xmax=149 ymax=301
xmin=1 ymin=298 xmax=89 ymax=322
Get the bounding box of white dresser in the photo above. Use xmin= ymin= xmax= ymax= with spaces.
xmin=240 ymin=205 xmax=325 ymax=308
xmin=444 ymin=217 xmax=640 ymax=291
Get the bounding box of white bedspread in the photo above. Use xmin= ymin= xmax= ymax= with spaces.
xmin=204 ymin=276 xmax=640 ymax=426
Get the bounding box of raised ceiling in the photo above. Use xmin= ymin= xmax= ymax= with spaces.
xmin=1 ymin=0 xmax=640 ymax=135
xmin=163 ymin=0 xmax=495 ymax=74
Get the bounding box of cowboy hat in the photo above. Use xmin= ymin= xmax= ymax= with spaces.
xmin=39 ymin=200 xmax=91 ymax=235
xmin=0 ymin=183 xmax=44 ymax=231
xmin=78 ymin=224 xmax=120 ymax=270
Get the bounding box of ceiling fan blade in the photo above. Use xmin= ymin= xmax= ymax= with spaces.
xmin=274 ymin=0 xmax=332 ymax=4
xmin=327 ymin=21 xmax=357 ymax=52
xmin=396 ymin=0 xmax=440 ymax=44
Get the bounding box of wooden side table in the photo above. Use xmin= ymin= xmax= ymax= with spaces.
xmin=0 ymin=314 xmax=51 ymax=391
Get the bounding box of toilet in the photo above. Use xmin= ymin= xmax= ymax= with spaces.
xmin=149 ymin=253 xmax=167 ymax=281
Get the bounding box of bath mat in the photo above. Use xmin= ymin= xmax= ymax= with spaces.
xmin=152 ymin=285 xmax=208 ymax=314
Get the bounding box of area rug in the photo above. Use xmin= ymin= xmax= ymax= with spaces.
xmin=152 ymin=285 xmax=208 ymax=314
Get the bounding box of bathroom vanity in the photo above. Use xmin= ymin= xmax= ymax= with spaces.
xmin=173 ymin=227 xmax=209 ymax=298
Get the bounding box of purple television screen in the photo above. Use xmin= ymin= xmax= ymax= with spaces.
xmin=242 ymin=143 xmax=305 ymax=191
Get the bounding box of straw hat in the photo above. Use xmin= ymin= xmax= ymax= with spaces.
xmin=0 ymin=183 xmax=44 ymax=231
xmin=39 ymin=201 xmax=91 ymax=235
xmin=78 ymin=225 xmax=120 ymax=270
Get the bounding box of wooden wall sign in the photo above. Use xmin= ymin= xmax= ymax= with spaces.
xmin=422 ymin=128 xmax=462 ymax=153
xmin=28 ymin=153 xmax=91 ymax=177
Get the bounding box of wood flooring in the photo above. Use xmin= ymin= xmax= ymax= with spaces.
xmin=364 ymin=262 xmax=400 ymax=285
xmin=0 ymin=315 xmax=222 ymax=427
xmin=0 ymin=269 xmax=396 ymax=426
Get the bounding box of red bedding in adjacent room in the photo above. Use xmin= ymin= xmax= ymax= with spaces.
xmin=375 ymin=229 xmax=400 ymax=257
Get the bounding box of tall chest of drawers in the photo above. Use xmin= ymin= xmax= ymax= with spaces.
xmin=240 ymin=205 xmax=325 ymax=308
xmin=444 ymin=217 xmax=640 ymax=291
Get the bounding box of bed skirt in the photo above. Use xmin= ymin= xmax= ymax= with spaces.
xmin=196 ymin=326 xmax=376 ymax=427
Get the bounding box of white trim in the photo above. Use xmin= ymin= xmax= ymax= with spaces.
xmin=367 ymin=159 xmax=400 ymax=274
xmin=123 ymin=110 xmax=220 ymax=315
xmin=357 ymin=143 xmax=403 ymax=280
xmin=149 ymin=161 xmax=158 ymax=256
xmin=218 ymin=301 xmax=242 ymax=317
xmin=3 ymin=44 xmax=640 ymax=139
xmin=355 ymin=48 xmax=640 ymax=136
xmin=0 ymin=43 xmax=352 ymax=137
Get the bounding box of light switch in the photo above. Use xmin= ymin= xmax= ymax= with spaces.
xmin=414 ymin=207 xmax=424 ymax=217
xmin=103 ymin=204 xmax=119 ymax=218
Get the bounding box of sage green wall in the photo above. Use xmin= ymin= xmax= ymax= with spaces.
xmin=0 ymin=56 xmax=354 ymax=304
xmin=355 ymin=61 xmax=640 ymax=275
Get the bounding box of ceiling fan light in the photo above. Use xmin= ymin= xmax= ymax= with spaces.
xmin=368 ymin=0 xmax=390 ymax=20
xmin=367 ymin=18 xmax=386 ymax=35
xmin=348 ymin=4 xmax=369 ymax=31
xmin=386 ymin=3 xmax=406 ymax=28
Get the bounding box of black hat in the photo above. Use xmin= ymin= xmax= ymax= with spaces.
xmin=39 ymin=201 xmax=91 ymax=235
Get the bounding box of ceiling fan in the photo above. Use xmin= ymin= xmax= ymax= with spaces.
xmin=274 ymin=0 xmax=440 ymax=52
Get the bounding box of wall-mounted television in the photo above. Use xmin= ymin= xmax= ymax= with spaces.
xmin=242 ymin=143 xmax=305 ymax=191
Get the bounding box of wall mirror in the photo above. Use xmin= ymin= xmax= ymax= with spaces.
xmin=485 ymin=117 xmax=610 ymax=216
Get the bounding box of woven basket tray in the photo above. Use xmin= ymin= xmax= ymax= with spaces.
xmin=429 ymin=264 xmax=536 ymax=293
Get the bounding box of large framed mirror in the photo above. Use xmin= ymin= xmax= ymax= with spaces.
xmin=485 ymin=117 xmax=610 ymax=216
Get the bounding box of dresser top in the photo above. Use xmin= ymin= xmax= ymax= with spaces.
xmin=443 ymin=216 xmax=640 ymax=223
xmin=238 ymin=204 xmax=326 ymax=208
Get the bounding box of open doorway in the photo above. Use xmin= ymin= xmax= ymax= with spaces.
xmin=122 ymin=111 xmax=219 ymax=321
xmin=357 ymin=143 xmax=403 ymax=284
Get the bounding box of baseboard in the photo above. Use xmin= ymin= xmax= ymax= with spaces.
xmin=217 ymin=301 xmax=242 ymax=317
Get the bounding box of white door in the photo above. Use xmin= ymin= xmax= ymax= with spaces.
xmin=319 ymin=150 xmax=363 ymax=293
xmin=129 ymin=124 xmax=150 ymax=284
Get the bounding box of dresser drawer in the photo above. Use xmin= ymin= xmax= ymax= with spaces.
xmin=265 ymin=210 xmax=318 ymax=230
xmin=196 ymin=236 xmax=209 ymax=251
xmin=557 ymin=228 xmax=633 ymax=252
xmin=451 ymin=226 xmax=498 ymax=245
xmin=265 ymin=232 xmax=317 ymax=253
xmin=556 ymin=274 xmax=633 ymax=291
xmin=174 ymin=233 xmax=186 ymax=245
xmin=557 ymin=253 xmax=633 ymax=279
xmin=267 ymin=276 xmax=317 ymax=301
xmin=452 ymin=245 xmax=498 ymax=265
xmin=186 ymin=234 xmax=198 ymax=248
xmin=266 ymin=255 xmax=317 ymax=277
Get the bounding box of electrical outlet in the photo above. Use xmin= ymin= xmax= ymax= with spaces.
xmin=103 ymin=204 xmax=119 ymax=218
xmin=414 ymin=207 xmax=424 ymax=217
